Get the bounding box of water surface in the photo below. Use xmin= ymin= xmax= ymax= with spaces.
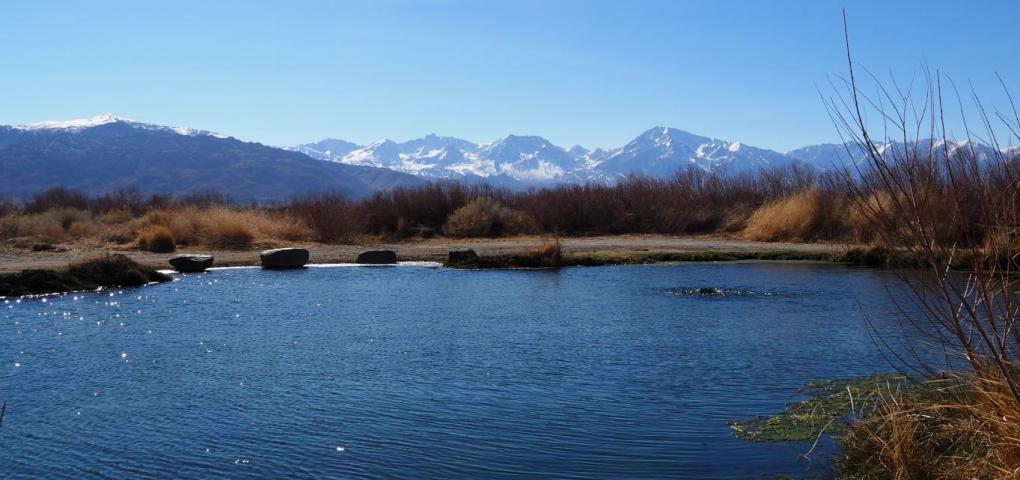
xmin=1 ymin=262 xmax=909 ymax=479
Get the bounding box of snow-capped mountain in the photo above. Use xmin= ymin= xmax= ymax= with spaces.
xmin=474 ymin=135 xmax=581 ymax=181
xmin=287 ymin=138 xmax=363 ymax=161
xmin=788 ymin=139 xmax=1007 ymax=169
xmin=294 ymin=126 xmax=805 ymax=184
xmin=594 ymin=127 xmax=800 ymax=178
xmin=0 ymin=115 xmax=423 ymax=201
xmin=17 ymin=113 xmax=229 ymax=139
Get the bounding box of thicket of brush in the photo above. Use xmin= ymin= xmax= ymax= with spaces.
xmin=0 ymin=166 xmax=871 ymax=251
xmin=817 ymin=17 xmax=1020 ymax=478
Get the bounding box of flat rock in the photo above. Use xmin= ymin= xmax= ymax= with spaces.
xmin=260 ymin=248 xmax=309 ymax=269
xmin=169 ymin=254 xmax=214 ymax=273
xmin=447 ymin=248 xmax=478 ymax=264
xmin=356 ymin=250 xmax=397 ymax=264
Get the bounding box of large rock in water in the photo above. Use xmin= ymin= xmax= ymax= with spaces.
xmin=356 ymin=250 xmax=397 ymax=264
xmin=168 ymin=254 xmax=214 ymax=273
xmin=260 ymin=248 xmax=309 ymax=269
xmin=447 ymin=248 xmax=478 ymax=264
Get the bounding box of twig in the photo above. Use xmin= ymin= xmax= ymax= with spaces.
xmin=802 ymin=416 xmax=838 ymax=460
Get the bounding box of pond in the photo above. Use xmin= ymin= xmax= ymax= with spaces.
xmin=1 ymin=262 xmax=912 ymax=479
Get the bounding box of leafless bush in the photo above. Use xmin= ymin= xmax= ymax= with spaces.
xmin=826 ymin=12 xmax=1020 ymax=476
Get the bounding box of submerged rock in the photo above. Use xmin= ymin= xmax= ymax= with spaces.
xmin=356 ymin=250 xmax=397 ymax=264
xmin=447 ymin=248 xmax=478 ymax=264
xmin=169 ymin=254 xmax=214 ymax=273
xmin=260 ymin=248 xmax=309 ymax=269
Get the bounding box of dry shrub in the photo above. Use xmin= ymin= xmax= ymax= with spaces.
xmin=24 ymin=187 xmax=88 ymax=213
xmin=99 ymin=208 xmax=134 ymax=225
xmin=742 ymin=189 xmax=846 ymax=242
xmin=139 ymin=207 xmax=206 ymax=246
xmin=137 ymin=225 xmax=175 ymax=253
xmin=67 ymin=221 xmax=100 ymax=238
xmin=444 ymin=197 xmax=537 ymax=237
xmin=137 ymin=206 xmax=306 ymax=248
xmin=103 ymin=223 xmax=137 ymax=245
xmin=43 ymin=208 xmax=92 ymax=231
xmin=845 ymin=191 xmax=895 ymax=244
xmin=286 ymin=193 xmax=361 ymax=243
xmin=0 ymin=214 xmax=66 ymax=243
xmin=201 ymin=208 xmax=255 ymax=249
xmin=257 ymin=214 xmax=312 ymax=242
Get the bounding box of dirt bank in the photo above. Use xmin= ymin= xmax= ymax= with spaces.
xmin=0 ymin=235 xmax=846 ymax=273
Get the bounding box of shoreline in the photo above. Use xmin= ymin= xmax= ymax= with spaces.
xmin=0 ymin=234 xmax=847 ymax=273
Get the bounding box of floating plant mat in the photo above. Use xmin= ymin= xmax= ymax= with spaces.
xmin=729 ymin=374 xmax=916 ymax=442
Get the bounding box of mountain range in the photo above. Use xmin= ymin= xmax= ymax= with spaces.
xmin=0 ymin=115 xmax=423 ymax=202
xmin=290 ymin=127 xmax=820 ymax=184
xmin=1 ymin=114 xmax=1012 ymax=201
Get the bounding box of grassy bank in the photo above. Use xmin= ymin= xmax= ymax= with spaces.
xmin=0 ymin=254 xmax=170 ymax=297
xmin=443 ymin=244 xmax=912 ymax=269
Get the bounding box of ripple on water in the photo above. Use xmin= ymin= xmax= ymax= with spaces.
xmin=664 ymin=287 xmax=779 ymax=298
xmin=0 ymin=262 xmax=909 ymax=479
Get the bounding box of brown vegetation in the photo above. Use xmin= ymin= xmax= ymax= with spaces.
xmin=820 ymin=17 xmax=1020 ymax=477
xmin=0 ymin=254 xmax=170 ymax=297
xmin=137 ymin=225 xmax=176 ymax=253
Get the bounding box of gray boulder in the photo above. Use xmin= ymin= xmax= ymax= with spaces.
xmin=260 ymin=248 xmax=309 ymax=269
xmin=169 ymin=254 xmax=214 ymax=273
xmin=447 ymin=248 xmax=478 ymax=264
xmin=356 ymin=250 xmax=397 ymax=264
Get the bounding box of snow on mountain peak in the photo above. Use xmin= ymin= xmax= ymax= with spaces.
xmin=293 ymin=127 xmax=807 ymax=185
xmin=21 ymin=113 xmax=126 ymax=130
xmin=16 ymin=113 xmax=227 ymax=139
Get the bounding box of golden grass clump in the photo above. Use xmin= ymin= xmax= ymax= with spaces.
xmin=444 ymin=197 xmax=537 ymax=238
xmin=840 ymin=375 xmax=1020 ymax=479
xmin=137 ymin=225 xmax=176 ymax=253
xmin=136 ymin=206 xmax=311 ymax=249
xmin=201 ymin=208 xmax=256 ymax=249
xmin=743 ymin=189 xmax=822 ymax=242
xmin=515 ymin=237 xmax=563 ymax=267
xmin=742 ymin=189 xmax=847 ymax=242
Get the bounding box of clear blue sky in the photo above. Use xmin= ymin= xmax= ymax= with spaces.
xmin=2 ymin=0 xmax=1018 ymax=151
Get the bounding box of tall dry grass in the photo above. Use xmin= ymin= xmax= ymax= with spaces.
xmin=826 ymin=13 xmax=1020 ymax=477
xmin=742 ymin=188 xmax=851 ymax=242
xmin=139 ymin=206 xmax=310 ymax=249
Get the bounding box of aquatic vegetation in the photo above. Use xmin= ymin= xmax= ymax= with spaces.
xmin=729 ymin=374 xmax=912 ymax=442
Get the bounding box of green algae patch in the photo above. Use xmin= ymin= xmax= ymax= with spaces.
xmin=729 ymin=374 xmax=911 ymax=442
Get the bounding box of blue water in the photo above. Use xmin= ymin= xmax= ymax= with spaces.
xmin=1 ymin=262 xmax=910 ymax=479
